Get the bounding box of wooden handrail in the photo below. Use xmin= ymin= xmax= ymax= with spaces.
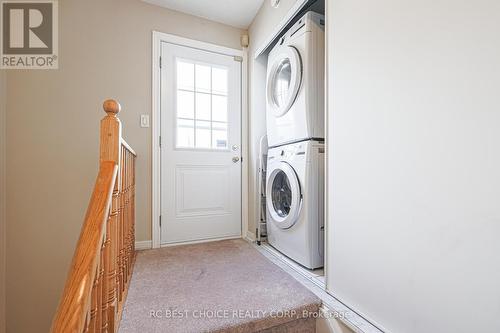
xmin=51 ymin=162 xmax=117 ymax=332
xmin=51 ymin=100 xmax=137 ymax=333
xmin=120 ymin=139 xmax=137 ymax=157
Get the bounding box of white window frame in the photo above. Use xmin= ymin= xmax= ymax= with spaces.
xmin=173 ymin=58 xmax=231 ymax=151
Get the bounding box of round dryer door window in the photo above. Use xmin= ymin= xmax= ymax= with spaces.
xmin=266 ymin=46 xmax=302 ymax=117
xmin=272 ymin=59 xmax=292 ymax=108
xmin=267 ymin=162 xmax=302 ymax=229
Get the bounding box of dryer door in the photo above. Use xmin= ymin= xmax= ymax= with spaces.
xmin=266 ymin=46 xmax=302 ymax=117
xmin=267 ymin=162 xmax=302 ymax=229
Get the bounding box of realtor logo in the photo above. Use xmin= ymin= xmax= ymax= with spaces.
xmin=1 ymin=0 xmax=58 ymax=69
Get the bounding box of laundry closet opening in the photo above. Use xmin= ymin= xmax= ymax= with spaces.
xmin=251 ymin=0 xmax=327 ymax=288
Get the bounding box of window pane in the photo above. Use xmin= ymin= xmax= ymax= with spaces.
xmin=212 ymin=95 xmax=227 ymax=122
xmin=195 ymin=93 xmax=211 ymax=121
xmin=196 ymin=120 xmax=211 ymax=149
xmin=177 ymin=60 xmax=194 ymax=91
xmin=177 ymin=90 xmax=194 ymax=119
xmin=174 ymin=60 xmax=232 ymax=150
xmin=212 ymin=121 xmax=227 ymax=131
xmin=212 ymin=67 xmax=228 ymax=95
xmin=177 ymin=119 xmax=194 ymax=148
xmin=212 ymin=122 xmax=228 ymax=149
xmin=195 ymin=64 xmax=211 ymax=93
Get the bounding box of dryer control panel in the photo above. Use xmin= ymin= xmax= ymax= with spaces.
xmin=268 ymin=142 xmax=307 ymax=162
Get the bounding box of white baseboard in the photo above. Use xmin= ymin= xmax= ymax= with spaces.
xmin=135 ymin=240 xmax=152 ymax=250
xmin=317 ymin=305 xmax=361 ymax=333
xmin=245 ymin=230 xmax=256 ymax=242
xmin=160 ymin=235 xmax=241 ymax=248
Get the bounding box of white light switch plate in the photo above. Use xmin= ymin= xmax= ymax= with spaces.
xmin=140 ymin=114 xmax=150 ymax=128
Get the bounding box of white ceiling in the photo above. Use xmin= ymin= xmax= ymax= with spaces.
xmin=143 ymin=0 xmax=265 ymax=29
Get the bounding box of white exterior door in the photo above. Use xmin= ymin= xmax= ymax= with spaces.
xmin=160 ymin=41 xmax=242 ymax=245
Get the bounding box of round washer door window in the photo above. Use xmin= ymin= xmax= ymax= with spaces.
xmin=266 ymin=46 xmax=302 ymax=117
xmin=271 ymin=170 xmax=292 ymax=217
xmin=266 ymin=162 xmax=301 ymax=229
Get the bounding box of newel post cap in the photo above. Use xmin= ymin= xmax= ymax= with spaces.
xmin=103 ymin=99 xmax=121 ymax=115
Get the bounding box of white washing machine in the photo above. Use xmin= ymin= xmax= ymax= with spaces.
xmin=266 ymin=140 xmax=324 ymax=269
xmin=265 ymin=11 xmax=325 ymax=148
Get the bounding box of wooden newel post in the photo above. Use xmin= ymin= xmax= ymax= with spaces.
xmin=100 ymin=99 xmax=122 ymax=165
xmin=100 ymin=99 xmax=122 ymax=333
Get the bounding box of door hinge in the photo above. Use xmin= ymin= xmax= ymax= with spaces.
xmin=159 ymin=215 xmax=162 ymax=227
xmin=159 ymin=135 xmax=162 ymax=147
xmin=234 ymin=55 xmax=243 ymax=62
xmin=159 ymin=56 xmax=162 ymax=68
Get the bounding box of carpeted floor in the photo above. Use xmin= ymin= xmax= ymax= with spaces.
xmin=119 ymin=239 xmax=321 ymax=333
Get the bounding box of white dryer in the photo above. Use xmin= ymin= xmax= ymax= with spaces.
xmin=266 ymin=140 xmax=324 ymax=269
xmin=266 ymin=11 xmax=325 ymax=148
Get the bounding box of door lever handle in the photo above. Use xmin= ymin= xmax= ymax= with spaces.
xmin=232 ymin=156 xmax=240 ymax=163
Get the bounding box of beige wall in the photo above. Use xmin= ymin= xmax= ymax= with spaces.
xmin=327 ymin=0 xmax=500 ymax=332
xmin=249 ymin=0 xmax=299 ymax=52
xmin=5 ymin=0 xmax=244 ymax=332
xmin=0 ymin=69 xmax=6 ymax=333
xmin=247 ymin=0 xmax=299 ymax=237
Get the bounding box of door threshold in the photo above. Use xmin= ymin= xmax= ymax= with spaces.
xmin=250 ymin=240 xmax=383 ymax=333
xmin=257 ymin=242 xmax=326 ymax=289
xmin=160 ymin=235 xmax=242 ymax=248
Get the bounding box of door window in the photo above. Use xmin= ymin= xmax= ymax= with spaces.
xmin=175 ymin=59 xmax=229 ymax=150
xmin=271 ymin=170 xmax=292 ymax=218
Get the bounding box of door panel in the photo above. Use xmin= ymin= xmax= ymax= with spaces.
xmin=175 ymin=165 xmax=231 ymax=217
xmin=161 ymin=41 xmax=242 ymax=244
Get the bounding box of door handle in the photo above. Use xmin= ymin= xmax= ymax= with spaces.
xmin=232 ymin=156 xmax=240 ymax=163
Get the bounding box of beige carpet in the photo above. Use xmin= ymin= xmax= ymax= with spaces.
xmin=119 ymin=239 xmax=321 ymax=333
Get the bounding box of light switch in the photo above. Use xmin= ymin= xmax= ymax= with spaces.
xmin=140 ymin=114 xmax=150 ymax=128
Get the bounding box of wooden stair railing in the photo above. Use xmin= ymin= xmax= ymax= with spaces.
xmin=51 ymin=100 xmax=137 ymax=333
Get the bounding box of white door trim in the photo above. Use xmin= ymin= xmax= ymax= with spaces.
xmin=324 ymin=0 xmax=331 ymax=296
xmin=151 ymin=31 xmax=248 ymax=249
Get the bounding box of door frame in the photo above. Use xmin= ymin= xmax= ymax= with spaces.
xmin=151 ymin=31 xmax=248 ymax=249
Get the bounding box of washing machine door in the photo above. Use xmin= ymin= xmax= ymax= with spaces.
xmin=266 ymin=46 xmax=302 ymax=117
xmin=267 ymin=162 xmax=302 ymax=229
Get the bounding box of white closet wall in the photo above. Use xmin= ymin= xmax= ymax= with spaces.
xmin=326 ymin=1 xmax=500 ymax=332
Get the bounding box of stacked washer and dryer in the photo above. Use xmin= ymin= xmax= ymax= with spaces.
xmin=265 ymin=12 xmax=325 ymax=270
